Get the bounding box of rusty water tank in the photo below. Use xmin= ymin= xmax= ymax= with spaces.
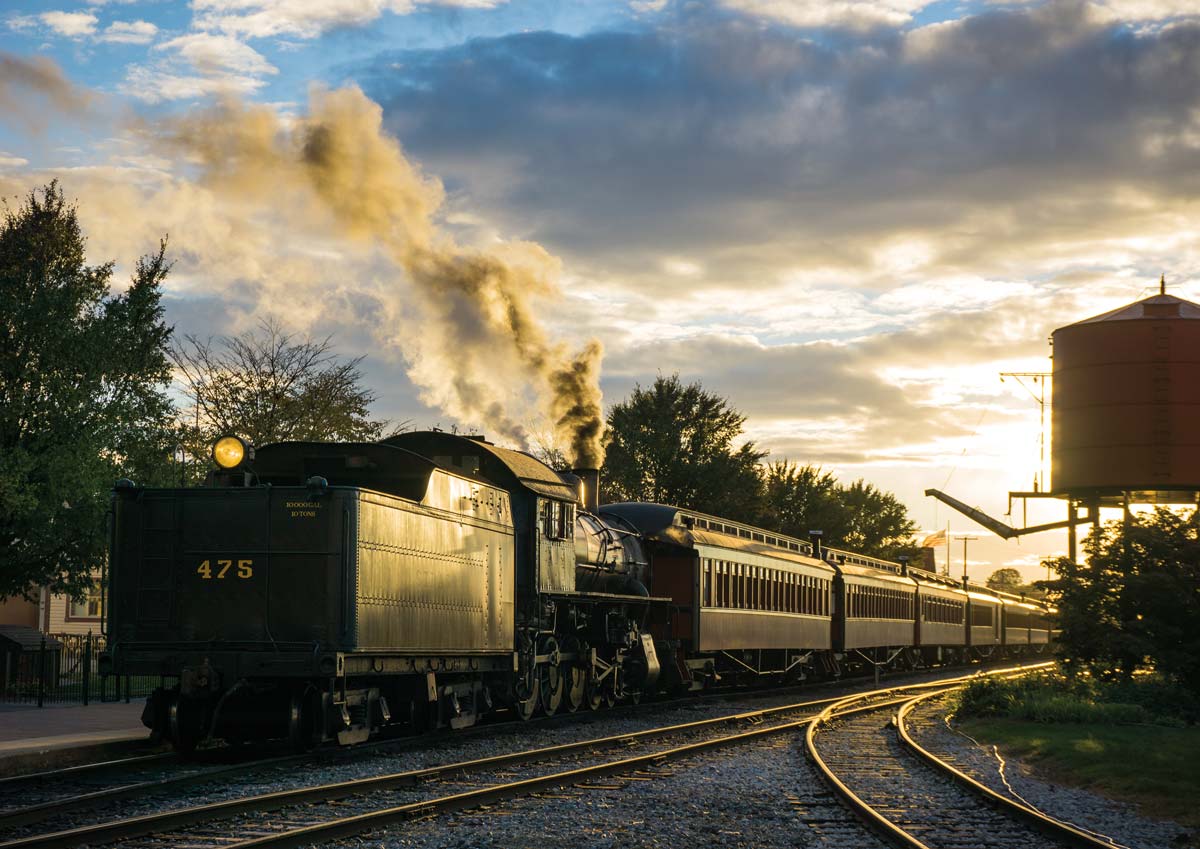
xmin=1051 ymin=291 xmax=1200 ymax=494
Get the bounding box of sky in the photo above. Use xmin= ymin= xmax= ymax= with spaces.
xmin=2 ymin=0 xmax=1199 ymax=583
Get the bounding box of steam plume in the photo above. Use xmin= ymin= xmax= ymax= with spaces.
xmin=158 ymin=87 xmax=606 ymax=466
xmin=0 ymin=53 xmax=93 ymax=127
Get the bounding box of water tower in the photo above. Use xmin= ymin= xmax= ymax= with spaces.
xmin=927 ymin=280 xmax=1200 ymax=560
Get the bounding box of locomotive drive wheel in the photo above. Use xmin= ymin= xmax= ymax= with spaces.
xmin=586 ymin=676 xmax=605 ymax=711
xmin=538 ymin=636 xmax=564 ymax=717
xmin=562 ymin=638 xmax=586 ymax=713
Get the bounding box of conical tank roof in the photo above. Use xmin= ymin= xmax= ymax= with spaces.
xmin=1063 ymin=293 xmax=1200 ymax=326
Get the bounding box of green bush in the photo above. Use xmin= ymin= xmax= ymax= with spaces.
xmin=955 ymin=670 xmax=1194 ymax=725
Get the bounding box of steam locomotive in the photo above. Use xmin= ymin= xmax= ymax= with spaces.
xmin=101 ymin=430 xmax=1053 ymax=751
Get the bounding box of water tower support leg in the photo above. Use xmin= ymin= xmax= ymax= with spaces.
xmin=1067 ymin=498 xmax=1077 ymax=563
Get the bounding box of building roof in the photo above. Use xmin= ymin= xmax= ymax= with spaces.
xmin=0 ymin=625 xmax=61 ymax=651
xmin=1065 ymin=293 xmax=1200 ymax=326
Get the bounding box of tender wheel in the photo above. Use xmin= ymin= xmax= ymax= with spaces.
xmin=167 ymin=696 xmax=204 ymax=754
xmin=538 ymin=637 xmax=564 ymax=717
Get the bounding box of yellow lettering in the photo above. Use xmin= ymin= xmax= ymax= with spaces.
xmin=197 ymin=560 xmax=212 ymax=579
xmin=217 ymin=559 xmax=233 ymax=579
xmin=237 ymin=559 xmax=253 ymax=579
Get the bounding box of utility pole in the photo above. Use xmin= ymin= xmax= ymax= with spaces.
xmin=999 ymin=371 xmax=1051 ymax=492
xmin=957 ymin=535 xmax=978 ymax=582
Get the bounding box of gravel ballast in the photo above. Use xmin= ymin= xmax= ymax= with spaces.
xmin=905 ymin=696 xmax=1192 ymax=849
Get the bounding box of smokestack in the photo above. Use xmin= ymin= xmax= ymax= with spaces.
xmin=573 ymin=467 xmax=600 ymax=514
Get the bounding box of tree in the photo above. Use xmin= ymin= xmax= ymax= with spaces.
xmin=834 ymin=479 xmax=919 ymax=560
xmin=759 ymin=461 xmax=844 ymax=540
xmin=602 ymin=374 xmax=766 ymax=522
xmin=0 ymin=182 xmax=175 ymax=601
xmin=171 ymin=320 xmax=396 ymax=472
xmin=1042 ymin=508 xmax=1200 ymax=695
xmin=985 ymin=567 xmax=1045 ymax=599
xmin=985 ymin=567 xmax=1023 ymax=593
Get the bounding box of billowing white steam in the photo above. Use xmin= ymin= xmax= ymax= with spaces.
xmin=158 ymin=87 xmax=605 ymax=467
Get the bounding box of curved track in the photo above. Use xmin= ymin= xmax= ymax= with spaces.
xmin=806 ymin=681 xmax=1125 ymax=849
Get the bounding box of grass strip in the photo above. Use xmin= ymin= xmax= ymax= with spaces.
xmin=957 ymin=717 xmax=1200 ymax=845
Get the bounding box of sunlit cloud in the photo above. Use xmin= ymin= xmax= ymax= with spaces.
xmin=39 ymin=11 xmax=98 ymax=38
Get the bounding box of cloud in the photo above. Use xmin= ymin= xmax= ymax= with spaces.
xmin=719 ymin=0 xmax=931 ymax=29
xmin=39 ymin=11 xmax=98 ymax=38
xmin=120 ymin=66 xmax=269 ymax=103
xmin=156 ymin=33 xmax=278 ymax=76
xmin=193 ymin=0 xmax=506 ymax=40
xmin=99 ymin=20 xmax=158 ymax=44
xmin=348 ymin=4 xmax=1200 ymax=301
xmin=0 ymin=152 xmax=29 ymax=168
xmin=122 ymin=33 xmax=278 ymax=103
xmin=6 ymin=15 xmax=39 ymax=32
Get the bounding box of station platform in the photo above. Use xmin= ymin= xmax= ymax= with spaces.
xmin=0 ymin=701 xmax=161 ymax=776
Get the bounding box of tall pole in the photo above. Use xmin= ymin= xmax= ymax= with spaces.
xmin=958 ymin=535 xmax=978 ymax=582
xmin=945 ymin=521 xmax=950 ymax=576
xmin=1000 ymin=372 xmax=1051 ymax=492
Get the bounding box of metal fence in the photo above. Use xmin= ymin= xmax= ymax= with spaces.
xmin=0 ymin=633 xmax=158 ymax=706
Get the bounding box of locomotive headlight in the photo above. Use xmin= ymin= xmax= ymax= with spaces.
xmin=212 ymin=435 xmax=249 ymax=470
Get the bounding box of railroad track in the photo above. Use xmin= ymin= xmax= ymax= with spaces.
xmin=0 ymin=657 xmax=1043 ymax=833
xmin=1 ymin=663 xmax=1051 ymax=849
xmin=0 ymin=683 xmax=785 ymax=829
xmin=806 ymin=680 xmax=1125 ymax=849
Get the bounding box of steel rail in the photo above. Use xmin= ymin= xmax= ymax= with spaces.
xmin=895 ymin=690 xmax=1128 ymax=849
xmin=0 ymin=676 xmax=803 ymax=829
xmin=805 ymin=689 xmax=950 ymax=849
xmin=0 ymin=691 xmax=854 ymax=849
xmin=0 ymin=661 xmax=1053 ymax=849
xmin=803 ymin=663 xmax=1099 ymax=849
xmin=0 ymin=659 xmax=1039 ymax=834
xmin=0 ymin=674 xmax=833 ymax=832
xmin=224 ymin=691 xmax=935 ymax=849
xmin=1 ymin=671 xmax=1003 ymax=849
xmin=221 ymin=670 xmax=1056 ymax=849
xmin=0 ymin=751 xmax=172 ymax=790
xmin=0 ymin=748 xmax=325 ymax=830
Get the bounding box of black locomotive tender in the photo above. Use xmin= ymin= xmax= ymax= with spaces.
xmin=102 ymin=431 xmax=1055 ymax=751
